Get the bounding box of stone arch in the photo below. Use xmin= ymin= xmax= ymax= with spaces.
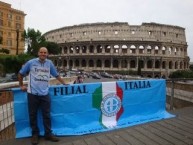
xmin=175 ymin=61 xmax=178 ymax=69
xmin=89 ymin=59 xmax=94 ymax=67
xmin=147 ymin=60 xmax=153 ymax=68
xmin=130 ymin=60 xmax=136 ymax=68
xmin=104 ymin=59 xmax=110 ymax=68
xmin=114 ymin=45 xmax=119 ymax=53
xmin=147 ymin=45 xmax=152 ymax=54
xmin=63 ymin=59 xmax=67 ymax=67
xmin=97 ymin=45 xmax=102 ymax=53
xmin=75 ymin=46 xmax=80 ymax=53
xmin=169 ymin=61 xmax=172 ymax=69
xmin=63 ymin=46 xmax=68 ymax=54
xmin=96 ymin=59 xmax=102 ymax=67
xmin=122 ymin=45 xmax=127 ymax=54
xmin=155 ymin=60 xmax=160 ymax=68
xmin=89 ymin=45 xmax=94 ymax=53
xmin=174 ymin=47 xmax=177 ymax=55
xmin=121 ymin=59 xmax=127 ymax=68
xmin=130 ymin=45 xmax=136 ymax=54
xmin=75 ymin=59 xmax=79 ymax=67
xmin=139 ymin=45 xmax=144 ymax=54
xmin=113 ymin=59 xmax=119 ymax=68
xmin=155 ymin=46 xmax=159 ymax=54
xmin=162 ymin=46 xmax=166 ymax=55
xmin=180 ymin=61 xmax=183 ymax=69
xmin=82 ymin=59 xmax=86 ymax=67
xmin=168 ymin=47 xmax=172 ymax=55
xmin=70 ymin=46 xmax=74 ymax=53
xmin=162 ymin=61 xmax=166 ymax=69
xmin=139 ymin=60 xmax=144 ymax=68
xmin=69 ymin=59 xmax=73 ymax=67
xmin=105 ymin=45 xmax=111 ymax=53
xmin=82 ymin=45 xmax=87 ymax=53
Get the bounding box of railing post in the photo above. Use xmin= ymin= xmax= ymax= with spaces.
xmin=170 ymin=80 xmax=174 ymax=110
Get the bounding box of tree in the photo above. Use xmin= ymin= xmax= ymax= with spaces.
xmin=190 ymin=64 xmax=193 ymax=71
xmin=24 ymin=28 xmax=46 ymax=56
xmin=24 ymin=28 xmax=60 ymax=56
xmin=42 ymin=41 xmax=61 ymax=55
xmin=0 ymin=54 xmax=33 ymax=74
xmin=169 ymin=70 xmax=193 ymax=78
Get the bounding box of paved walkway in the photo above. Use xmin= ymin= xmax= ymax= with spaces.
xmin=1 ymin=106 xmax=193 ymax=145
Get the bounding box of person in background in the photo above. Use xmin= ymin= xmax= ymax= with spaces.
xmin=73 ymin=75 xmax=83 ymax=84
xmin=18 ymin=47 xmax=67 ymax=145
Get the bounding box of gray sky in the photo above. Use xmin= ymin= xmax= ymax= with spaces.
xmin=3 ymin=0 xmax=193 ymax=61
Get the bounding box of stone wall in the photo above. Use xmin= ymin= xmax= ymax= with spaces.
xmin=44 ymin=22 xmax=189 ymax=78
xmin=167 ymin=81 xmax=193 ymax=109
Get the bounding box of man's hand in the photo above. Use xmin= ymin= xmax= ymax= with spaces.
xmin=20 ymin=85 xmax=27 ymax=92
xmin=63 ymin=82 xmax=69 ymax=85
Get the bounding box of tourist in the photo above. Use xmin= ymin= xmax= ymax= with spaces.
xmin=73 ymin=75 xmax=83 ymax=84
xmin=18 ymin=47 xmax=67 ymax=145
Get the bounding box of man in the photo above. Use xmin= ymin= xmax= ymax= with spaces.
xmin=73 ymin=75 xmax=83 ymax=84
xmin=18 ymin=47 xmax=66 ymax=145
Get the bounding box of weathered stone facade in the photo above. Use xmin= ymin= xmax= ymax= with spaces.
xmin=44 ymin=22 xmax=189 ymax=78
xmin=0 ymin=1 xmax=25 ymax=55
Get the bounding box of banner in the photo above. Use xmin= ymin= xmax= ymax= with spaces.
xmin=13 ymin=79 xmax=174 ymax=138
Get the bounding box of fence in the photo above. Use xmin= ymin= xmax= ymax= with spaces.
xmin=0 ymin=89 xmax=15 ymax=142
xmin=166 ymin=78 xmax=193 ymax=110
xmin=0 ymin=78 xmax=193 ymax=142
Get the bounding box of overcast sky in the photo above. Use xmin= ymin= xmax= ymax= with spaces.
xmin=2 ymin=0 xmax=193 ymax=61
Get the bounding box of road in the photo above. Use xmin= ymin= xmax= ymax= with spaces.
xmin=83 ymin=77 xmax=117 ymax=83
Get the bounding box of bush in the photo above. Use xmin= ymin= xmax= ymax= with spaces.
xmin=169 ymin=70 xmax=193 ymax=78
xmin=0 ymin=54 xmax=34 ymax=74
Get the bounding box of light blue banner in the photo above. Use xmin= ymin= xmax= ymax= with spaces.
xmin=13 ymin=79 xmax=174 ymax=138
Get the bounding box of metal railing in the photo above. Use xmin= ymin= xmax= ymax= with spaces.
xmin=0 ymin=78 xmax=193 ymax=142
xmin=166 ymin=78 xmax=193 ymax=110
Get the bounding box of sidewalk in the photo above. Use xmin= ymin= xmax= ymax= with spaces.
xmin=1 ymin=106 xmax=193 ymax=145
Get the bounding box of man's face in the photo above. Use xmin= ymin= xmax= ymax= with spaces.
xmin=38 ymin=47 xmax=48 ymax=61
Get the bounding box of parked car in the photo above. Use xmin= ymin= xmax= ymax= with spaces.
xmin=91 ymin=72 xmax=101 ymax=79
xmin=100 ymin=72 xmax=113 ymax=78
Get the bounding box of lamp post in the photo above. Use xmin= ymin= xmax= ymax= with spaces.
xmin=16 ymin=29 xmax=19 ymax=55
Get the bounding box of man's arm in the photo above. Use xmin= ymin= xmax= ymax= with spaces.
xmin=56 ymin=76 xmax=67 ymax=85
xmin=18 ymin=73 xmax=27 ymax=91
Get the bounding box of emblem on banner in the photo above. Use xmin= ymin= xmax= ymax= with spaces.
xmin=101 ymin=93 xmax=121 ymax=117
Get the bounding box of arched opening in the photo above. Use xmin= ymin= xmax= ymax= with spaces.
xmin=96 ymin=59 xmax=102 ymax=67
xmin=104 ymin=59 xmax=110 ymax=68
xmin=113 ymin=59 xmax=118 ymax=68
xmin=82 ymin=59 xmax=86 ymax=67
xmin=89 ymin=60 xmax=94 ymax=67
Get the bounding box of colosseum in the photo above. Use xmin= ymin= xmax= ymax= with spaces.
xmin=44 ymin=22 xmax=190 ymax=78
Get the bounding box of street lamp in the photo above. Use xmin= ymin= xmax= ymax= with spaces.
xmin=16 ymin=29 xmax=19 ymax=55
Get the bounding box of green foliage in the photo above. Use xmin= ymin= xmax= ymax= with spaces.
xmin=190 ymin=64 xmax=193 ymax=71
xmin=169 ymin=70 xmax=193 ymax=78
xmin=24 ymin=28 xmax=46 ymax=56
xmin=24 ymin=28 xmax=60 ymax=56
xmin=0 ymin=27 xmax=60 ymax=75
xmin=0 ymin=54 xmax=34 ymax=74
xmin=40 ymin=41 xmax=61 ymax=55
